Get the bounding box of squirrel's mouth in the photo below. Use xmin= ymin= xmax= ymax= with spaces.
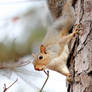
xmin=34 ymin=65 xmax=46 ymax=71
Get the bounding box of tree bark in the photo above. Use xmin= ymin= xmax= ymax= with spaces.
xmin=48 ymin=0 xmax=92 ymax=92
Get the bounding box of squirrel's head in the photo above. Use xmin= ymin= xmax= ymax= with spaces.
xmin=32 ymin=45 xmax=50 ymax=71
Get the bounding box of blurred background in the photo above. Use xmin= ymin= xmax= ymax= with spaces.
xmin=0 ymin=0 xmax=67 ymax=92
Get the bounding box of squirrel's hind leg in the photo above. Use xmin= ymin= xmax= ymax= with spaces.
xmin=57 ymin=65 xmax=70 ymax=76
xmin=57 ymin=65 xmax=73 ymax=82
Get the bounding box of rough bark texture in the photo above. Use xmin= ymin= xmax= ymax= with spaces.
xmin=48 ymin=0 xmax=92 ymax=92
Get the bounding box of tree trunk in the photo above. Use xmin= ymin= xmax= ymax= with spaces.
xmin=48 ymin=0 xmax=92 ymax=92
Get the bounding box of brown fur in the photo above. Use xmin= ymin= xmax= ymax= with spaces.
xmin=33 ymin=0 xmax=76 ymax=79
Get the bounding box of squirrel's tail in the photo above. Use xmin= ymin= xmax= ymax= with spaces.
xmin=51 ymin=0 xmax=75 ymax=35
xmin=67 ymin=0 xmax=73 ymax=6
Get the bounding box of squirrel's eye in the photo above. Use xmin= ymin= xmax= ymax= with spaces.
xmin=39 ymin=56 xmax=43 ymax=60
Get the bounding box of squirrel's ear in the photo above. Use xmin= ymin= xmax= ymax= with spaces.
xmin=40 ymin=45 xmax=47 ymax=54
xmin=32 ymin=53 xmax=36 ymax=57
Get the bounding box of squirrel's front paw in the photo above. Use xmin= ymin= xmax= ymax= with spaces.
xmin=73 ymin=23 xmax=83 ymax=36
xmin=73 ymin=30 xmax=79 ymax=36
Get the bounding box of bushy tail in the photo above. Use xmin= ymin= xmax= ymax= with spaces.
xmin=51 ymin=0 xmax=75 ymax=35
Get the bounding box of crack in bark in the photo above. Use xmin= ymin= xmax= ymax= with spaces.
xmin=88 ymin=71 xmax=92 ymax=76
xmin=79 ymin=0 xmax=84 ymax=23
xmin=77 ymin=22 xmax=92 ymax=54
xmin=67 ymin=36 xmax=79 ymax=92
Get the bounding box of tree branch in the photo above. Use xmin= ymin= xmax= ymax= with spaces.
xmin=3 ymin=78 xmax=18 ymax=92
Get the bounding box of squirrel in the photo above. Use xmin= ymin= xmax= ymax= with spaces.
xmin=33 ymin=0 xmax=77 ymax=81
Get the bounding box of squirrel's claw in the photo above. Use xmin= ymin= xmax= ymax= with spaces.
xmin=66 ymin=73 xmax=73 ymax=82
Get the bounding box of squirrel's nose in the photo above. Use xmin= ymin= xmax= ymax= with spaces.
xmin=34 ymin=66 xmax=44 ymax=71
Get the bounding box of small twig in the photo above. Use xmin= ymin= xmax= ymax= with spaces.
xmin=3 ymin=78 xmax=18 ymax=92
xmin=40 ymin=70 xmax=49 ymax=92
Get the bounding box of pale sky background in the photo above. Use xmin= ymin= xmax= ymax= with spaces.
xmin=0 ymin=0 xmax=67 ymax=92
